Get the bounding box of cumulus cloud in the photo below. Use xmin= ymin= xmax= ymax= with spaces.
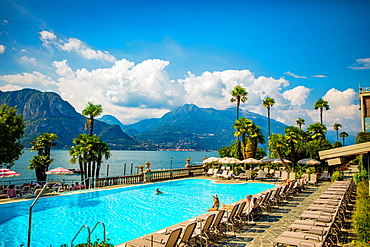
xmin=304 ymin=88 xmax=359 ymax=133
xmin=0 ymin=71 xmax=57 ymax=86
xmin=39 ymin=31 xmax=116 ymax=62
xmin=349 ymin=58 xmax=370 ymax=70
xmin=0 ymin=45 xmax=5 ymax=54
xmin=284 ymin=71 xmax=307 ymax=78
xmin=55 ymin=58 xmax=185 ymax=122
xmin=282 ymin=86 xmax=312 ymax=106
xmin=0 ymin=84 xmax=23 ymax=91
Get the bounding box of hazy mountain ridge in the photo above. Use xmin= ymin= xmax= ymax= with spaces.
xmin=0 ymin=89 xmax=137 ymax=149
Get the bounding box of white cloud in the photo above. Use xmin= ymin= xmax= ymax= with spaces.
xmin=349 ymin=58 xmax=370 ymax=70
xmin=0 ymin=45 xmax=5 ymax=54
xmin=305 ymin=88 xmax=359 ymax=133
xmin=282 ymin=86 xmax=312 ymax=106
xmin=21 ymin=56 xmax=39 ymax=67
xmin=284 ymin=71 xmax=307 ymax=78
xmin=39 ymin=31 xmax=116 ymax=62
xmin=312 ymin=75 xmax=327 ymax=78
xmin=55 ymin=58 xmax=185 ymax=123
xmin=0 ymin=71 xmax=57 ymax=86
xmin=0 ymin=84 xmax=23 ymax=91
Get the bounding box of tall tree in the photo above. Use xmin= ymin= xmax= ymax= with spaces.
xmin=262 ymin=97 xmax=275 ymax=138
xmin=268 ymin=133 xmax=291 ymax=171
xmin=314 ymin=98 xmax=330 ymax=124
xmin=340 ymin=132 xmax=349 ymax=146
xmin=29 ymin=133 xmax=58 ymax=181
xmin=230 ymin=85 xmax=248 ymax=120
xmin=296 ymin=118 xmax=305 ymax=129
xmin=82 ymin=102 xmax=103 ymax=136
xmin=333 ymin=123 xmax=342 ymax=142
xmin=0 ymin=104 xmax=25 ymax=168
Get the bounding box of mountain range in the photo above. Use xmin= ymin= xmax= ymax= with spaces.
xmin=2 ymin=88 xmax=349 ymax=151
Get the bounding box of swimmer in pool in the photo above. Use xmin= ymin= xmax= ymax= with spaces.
xmin=156 ymin=188 xmax=163 ymax=194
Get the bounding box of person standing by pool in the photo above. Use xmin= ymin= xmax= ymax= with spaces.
xmin=156 ymin=188 xmax=163 ymax=194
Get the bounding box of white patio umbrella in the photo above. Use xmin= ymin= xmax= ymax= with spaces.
xmin=203 ymin=157 xmax=220 ymax=164
xmin=271 ymin=158 xmax=292 ymax=164
xmin=259 ymin=157 xmax=275 ymax=163
xmin=298 ymin=158 xmax=321 ymax=165
xmin=241 ymin=158 xmax=261 ymax=164
xmin=218 ymin=157 xmax=241 ymax=165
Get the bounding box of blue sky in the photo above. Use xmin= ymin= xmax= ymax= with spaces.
xmin=0 ymin=0 xmax=369 ymax=135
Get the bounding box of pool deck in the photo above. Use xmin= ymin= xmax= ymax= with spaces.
xmin=204 ymin=176 xmax=355 ymax=247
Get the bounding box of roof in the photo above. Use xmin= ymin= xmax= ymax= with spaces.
xmin=319 ymin=142 xmax=370 ymax=161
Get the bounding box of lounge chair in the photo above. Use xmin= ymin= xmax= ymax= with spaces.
xmin=125 ymin=227 xmax=182 ymax=247
xmin=234 ymin=172 xmax=245 ymax=180
xmin=221 ymin=170 xmax=233 ymax=180
xmin=320 ymin=171 xmax=331 ymax=180
xmin=307 ymin=174 xmax=318 ymax=186
xmin=7 ymin=188 xmax=17 ymax=198
xmin=205 ymin=169 xmax=214 ymax=176
xmin=21 ymin=185 xmax=32 ymax=195
xmin=245 ymin=170 xmax=252 ymax=180
xmin=254 ymin=170 xmax=266 ymax=181
xmin=191 ymin=213 xmax=215 ymax=246
xmin=152 ymin=222 xmax=197 ymax=247
xmin=220 ymin=204 xmax=239 ymax=234
xmin=278 ymin=171 xmax=288 ymax=182
xmin=216 ymin=170 xmax=229 ymax=179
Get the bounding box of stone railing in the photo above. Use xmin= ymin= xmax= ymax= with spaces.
xmin=95 ymin=174 xmax=144 ymax=187
xmin=94 ymin=165 xmax=205 ymax=188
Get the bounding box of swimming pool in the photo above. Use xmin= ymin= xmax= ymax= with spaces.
xmin=0 ymin=179 xmax=274 ymax=247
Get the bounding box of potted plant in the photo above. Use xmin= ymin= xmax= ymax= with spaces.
xmin=138 ymin=165 xmax=144 ymax=174
xmin=331 ymin=170 xmax=343 ymax=182
xmin=185 ymin=158 xmax=191 ymax=167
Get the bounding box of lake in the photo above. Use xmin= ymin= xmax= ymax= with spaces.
xmin=2 ymin=150 xmax=218 ymax=185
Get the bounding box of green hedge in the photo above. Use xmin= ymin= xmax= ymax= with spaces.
xmin=353 ymin=180 xmax=370 ymax=246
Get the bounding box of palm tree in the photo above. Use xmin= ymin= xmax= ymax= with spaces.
xmin=233 ymin=117 xmax=251 ymax=159
xmin=246 ymin=122 xmax=265 ymax=158
xmin=284 ymin=126 xmax=302 ymax=168
xmin=82 ymin=102 xmax=103 ymax=136
xmin=340 ymin=132 xmax=349 ymax=146
xmin=230 ymin=85 xmax=248 ymax=120
xmin=307 ymin=122 xmax=327 ymax=140
xmin=333 ymin=123 xmax=342 ymax=142
xmin=70 ymin=134 xmax=111 ymax=187
xmin=296 ymin=118 xmax=305 ymax=129
xmin=262 ymin=97 xmax=275 ymax=138
xmin=29 ymin=132 xmax=58 ymax=181
xmin=314 ymin=98 xmax=330 ymax=124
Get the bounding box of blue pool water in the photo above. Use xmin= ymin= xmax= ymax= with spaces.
xmin=0 ymin=179 xmax=274 ymax=247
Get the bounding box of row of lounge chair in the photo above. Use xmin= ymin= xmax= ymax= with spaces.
xmin=273 ymin=179 xmax=355 ymax=247
xmin=122 ymin=178 xmax=307 ymax=247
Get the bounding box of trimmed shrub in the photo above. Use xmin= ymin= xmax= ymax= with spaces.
xmin=353 ymin=181 xmax=370 ymax=245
